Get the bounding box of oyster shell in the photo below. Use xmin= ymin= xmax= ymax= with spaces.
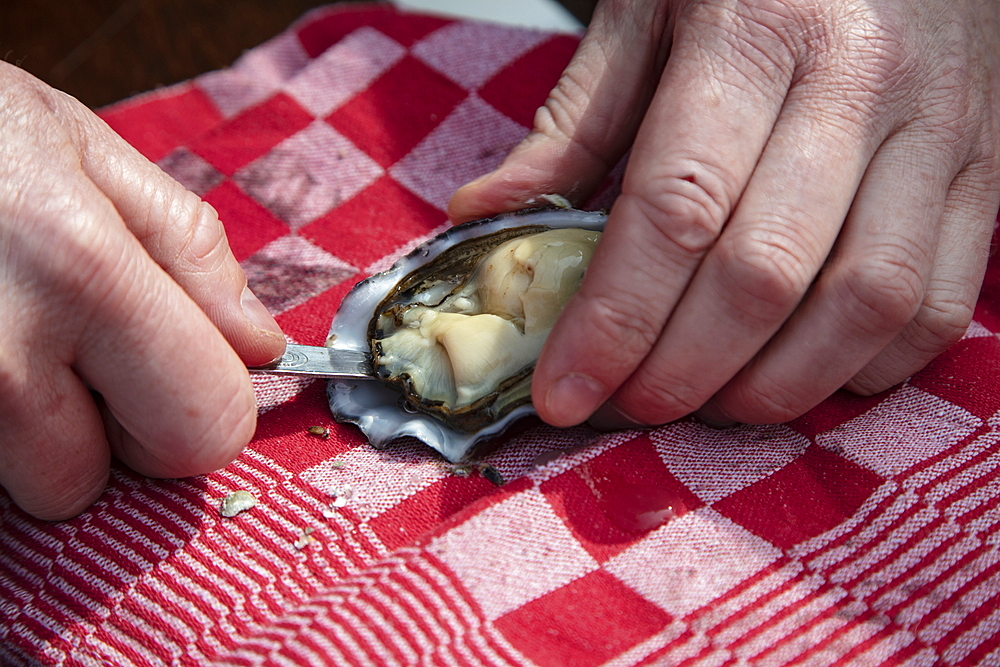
xmin=326 ymin=207 xmax=606 ymax=461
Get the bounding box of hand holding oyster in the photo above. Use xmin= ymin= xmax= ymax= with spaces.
xmin=327 ymin=207 xmax=606 ymax=461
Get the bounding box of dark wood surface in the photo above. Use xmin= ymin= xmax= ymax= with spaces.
xmin=1 ymin=0 xmax=597 ymax=110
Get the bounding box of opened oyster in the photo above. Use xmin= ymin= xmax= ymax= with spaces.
xmin=326 ymin=206 xmax=606 ymax=461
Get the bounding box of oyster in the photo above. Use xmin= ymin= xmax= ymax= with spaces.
xmin=326 ymin=207 xmax=606 ymax=461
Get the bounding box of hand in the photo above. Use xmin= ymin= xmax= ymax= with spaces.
xmin=0 ymin=63 xmax=285 ymax=520
xmin=449 ymin=0 xmax=1000 ymax=429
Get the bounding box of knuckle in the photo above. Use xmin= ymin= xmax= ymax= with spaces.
xmin=0 ymin=64 xmax=87 ymax=152
xmin=583 ymin=292 xmax=662 ymax=360
xmin=910 ymin=291 xmax=975 ymax=351
xmin=898 ymin=91 xmax=982 ymax=159
xmin=727 ymin=375 xmax=809 ymax=424
xmin=0 ymin=62 xmax=56 ymax=111
xmin=534 ymin=64 xmax=596 ymax=144
xmin=847 ymin=366 xmax=902 ymax=396
xmin=714 ymin=227 xmax=816 ymax=320
xmin=839 ymin=26 xmax=907 ymax=92
xmin=173 ymin=197 xmax=231 ymax=274
xmin=778 ymin=13 xmax=911 ymax=132
xmin=802 ymin=2 xmax=907 ymax=77
xmin=837 ymin=247 xmax=925 ymax=336
xmin=533 ymin=67 xmax=616 ymax=173
xmin=625 ymin=169 xmax=733 ymax=257
xmin=683 ymin=3 xmax=798 ymax=89
xmin=16 ymin=466 xmax=107 ymax=521
xmin=624 ymin=368 xmax=705 ymax=423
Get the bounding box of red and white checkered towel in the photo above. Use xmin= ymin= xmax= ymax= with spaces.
xmin=4 ymin=4 xmax=1000 ymax=665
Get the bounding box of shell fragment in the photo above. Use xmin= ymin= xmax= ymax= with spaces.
xmin=220 ymin=490 xmax=257 ymax=518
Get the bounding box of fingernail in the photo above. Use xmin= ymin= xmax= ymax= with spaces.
xmin=693 ymin=401 xmax=738 ymax=429
xmin=449 ymin=171 xmax=494 ymax=205
xmin=241 ymin=286 xmax=283 ymax=338
xmin=448 ymin=172 xmax=498 ymax=222
xmin=587 ymin=402 xmax=647 ymax=432
xmin=544 ymin=373 xmax=607 ymax=427
xmin=462 ymin=171 xmax=494 ymax=191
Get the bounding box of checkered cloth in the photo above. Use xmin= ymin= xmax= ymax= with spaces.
xmin=4 ymin=4 xmax=1000 ymax=665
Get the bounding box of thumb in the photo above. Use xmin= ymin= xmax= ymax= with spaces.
xmin=62 ymin=91 xmax=286 ymax=366
xmin=448 ymin=0 xmax=670 ymax=222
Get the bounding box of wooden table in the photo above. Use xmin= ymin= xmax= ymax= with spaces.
xmin=1 ymin=0 xmax=596 ymax=109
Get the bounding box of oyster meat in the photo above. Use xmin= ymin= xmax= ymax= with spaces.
xmin=327 ymin=207 xmax=606 ymax=461
xmin=374 ymin=226 xmax=600 ymax=431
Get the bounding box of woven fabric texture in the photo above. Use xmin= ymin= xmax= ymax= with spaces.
xmin=4 ymin=4 xmax=1000 ymax=666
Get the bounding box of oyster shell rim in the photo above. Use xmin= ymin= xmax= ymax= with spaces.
xmin=325 ymin=206 xmax=608 ymax=462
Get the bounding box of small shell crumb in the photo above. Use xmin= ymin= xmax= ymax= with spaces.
xmin=480 ymin=464 xmax=505 ymax=487
xmin=329 ymin=460 xmax=346 ymax=470
xmin=294 ymin=527 xmax=316 ymax=550
xmin=446 ymin=462 xmax=504 ymax=486
xmin=308 ymin=426 xmax=331 ymax=439
xmin=220 ymin=490 xmax=257 ymax=518
xmin=330 ymin=485 xmax=353 ymax=508
xmin=537 ymin=193 xmax=572 ymax=209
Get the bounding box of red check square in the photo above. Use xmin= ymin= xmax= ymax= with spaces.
xmin=789 ymin=389 xmax=899 ymax=441
xmin=297 ymin=7 xmax=451 ymax=58
xmin=910 ymin=336 xmax=1000 ymax=421
xmin=100 ymin=85 xmax=222 ymax=162
xmin=202 ymin=180 xmax=289 ymax=261
xmin=274 ymin=277 xmax=359 ymax=346
xmin=370 ymin=476 xmax=498 ymax=551
xmin=189 ymin=92 xmax=314 ymax=175
xmin=326 ymin=55 xmax=468 ymax=167
xmin=974 ymin=248 xmax=1000 ymax=332
xmin=478 ymin=35 xmax=579 ymax=128
xmin=251 ymin=386 xmax=360 ymax=473
xmin=494 ymin=569 xmax=672 ymax=667
xmin=300 ymin=175 xmax=446 ymax=270
xmin=542 ymin=434 xmax=704 ymax=563
xmin=713 ymin=445 xmax=884 ymax=550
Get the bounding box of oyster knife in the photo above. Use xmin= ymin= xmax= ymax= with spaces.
xmin=248 ymin=343 xmax=373 ymax=379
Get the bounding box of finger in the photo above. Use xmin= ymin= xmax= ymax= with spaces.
xmin=532 ymin=5 xmax=796 ymax=427
xmin=0 ymin=357 xmax=109 ymax=520
xmin=448 ymin=0 xmax=671 ymax=222
xmin=58 ymin=92 xmax=284 ymax=367
xmin=40 ymin=179 xmax=261 ymax=478
xmin=93 ymin=393 xmax=207 ymax=483
xmin=75 ymin=264 xmax=258 ymax=478
xmin=610 ymin=91 xmax=895 ymax=426
xmin=845 ymin=161 xmax=1000 ymax=394
xmin=711 ymin=127 xmax=968 ymax=422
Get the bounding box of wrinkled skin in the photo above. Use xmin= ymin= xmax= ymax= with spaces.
xmin=450 ymin=0 xmax=1000 ymax=430
xmin=0 ymin=62 xmax=286 ymax=520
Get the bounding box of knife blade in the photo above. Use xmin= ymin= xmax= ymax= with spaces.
xmin=248 ymin=343 xmax=373 ymax=379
